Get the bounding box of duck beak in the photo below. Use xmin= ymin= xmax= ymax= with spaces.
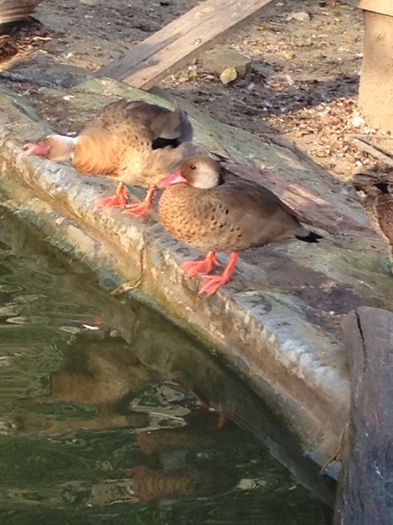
xmin=158 ymin=169 xmax=187 ymax=188
xmin=22 ymin=141 xmax=50 ymax=156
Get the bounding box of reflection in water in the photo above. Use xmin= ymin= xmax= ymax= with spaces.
xmin=0 ymin=207 xmax=333 ymax=524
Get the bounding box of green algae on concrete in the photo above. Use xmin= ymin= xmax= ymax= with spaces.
xmin=0 ymin=68 xmax=392 ymax=474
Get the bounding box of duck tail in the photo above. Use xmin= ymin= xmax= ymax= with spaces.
xmin=150 ymin=86 xmax=193 ymax=142
xmin=172 ymin=99 xmax=193 ymax=142
xmin=295 ymin=231 xmax=323 ymax=243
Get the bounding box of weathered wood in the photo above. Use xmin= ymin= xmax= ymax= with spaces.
xmin=346 ymin=0 xmax=393 ymax=18
xmin=351 ymin=136 xmax=393 ymax=168
xmin=98 ymin=0 xmax=275 ymax=89
xmin=334 ymin=307 xmax=393 ymax=525
xmin=358 ymin=11 xmax=393 ymax=133
xmin=0 ymin=0 xmax=41 ymax=24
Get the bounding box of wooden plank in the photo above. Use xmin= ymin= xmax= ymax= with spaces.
xmin=351 ymin=136 xmax=393 ymax=168
xmin=346 ymin=0 xmax=393 ymax=17
xmin=334 ymin=307 xmax=393 ymax=525
xmin=98 ymin=0 xmax=275 ymax=89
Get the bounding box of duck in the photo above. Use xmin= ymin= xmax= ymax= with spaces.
xmin=23 ymin=98 xmax=195 ymax=216
xmin=158 ymin=156 xmax=322 ymax=296
xmin=353 ymin=174 xmax=393 ymax=252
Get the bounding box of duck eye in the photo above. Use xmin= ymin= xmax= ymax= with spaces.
xmin=190 ymin=165 xmax=197 ymax=170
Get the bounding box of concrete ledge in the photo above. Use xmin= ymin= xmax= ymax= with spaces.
xmin=0 ymin=72 xmax=392 ymax=472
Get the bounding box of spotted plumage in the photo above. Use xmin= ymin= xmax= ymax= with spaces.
xmin=158 ymin=156 xmax=322 ymax=295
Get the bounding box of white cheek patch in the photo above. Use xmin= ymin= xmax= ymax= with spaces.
xmin=61 ymin=135 xmax=77 ymax=159
xmin=61 ymin=135 xmax=78 ymax=146
xmin=193 ymin=167 xmax=220 ymax=189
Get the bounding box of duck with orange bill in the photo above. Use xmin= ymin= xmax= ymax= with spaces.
xmin=23 ymin=98 xmax=195 ymax=216
xmin=158 ymin=156 xmax=322 ymax=296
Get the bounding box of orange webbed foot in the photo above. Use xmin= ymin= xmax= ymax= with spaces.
xmin=122 ymin=185 xmax=156 ymax=217
xmin=181 ymin=251 xmax=220 ymax=277
xmin=198 ymin=251 xmax=239 ymax=296
xmin=95 ymin=183 xmax=128 ymax=210
xmin=122 ymin=200 xmax=152 ymax=217
xmin=95 ymin=194 xmax=127 ymax=209
xmin=198 ymin=274 xmax=231 ymax=296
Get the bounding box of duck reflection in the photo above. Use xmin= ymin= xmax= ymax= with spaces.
xmin=1 ymin=206 xmax=334 ymax=507
xmin=49 ymin=336 xmax=154 ymax=427
xmin=129 ymin=411 xmax=238 ymax=502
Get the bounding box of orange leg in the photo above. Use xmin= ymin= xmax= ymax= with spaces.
xmin=122 ymin=185 xmax=156 ymax=217
xmin=193 ymin=393 xmax=227 ymax=429
xmin=181 ymin=251 xmax=220 ymax=277
xmin=95 ymin=182 xmax=128 ymax=209
xmin=199 ymin=251 xmax=239 ymax=296
xmin=217 ymin=411 xmax=227 ymax=429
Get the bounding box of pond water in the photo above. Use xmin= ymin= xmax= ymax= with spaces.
xmin=0 ymin=206 xmax=334 ymax=524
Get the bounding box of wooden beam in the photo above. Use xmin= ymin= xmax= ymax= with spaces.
xmin=351 ymin=136 xmax=393 ymax=168
xmin=334 ymin=307 xmax=393 ymax=525
xmin=98 ymin=0 xmax=275 ymax=89
xmin=346 ymin=0 xmax=393 ymax=17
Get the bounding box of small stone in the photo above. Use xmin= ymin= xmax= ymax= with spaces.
xmin=80 ymin=0 xmax=98 ymax=5
xmin=199 ymin=46 xmax=251 ymax=79
xmin=352 ymin=115 xmax=364 ymax=128
xmin=282 ymin=51 xmax=295 ymax=60
xmin=286 ymin=11 xmax=311 ymax=22
xmin=285 ymin=74 xmax=294 ymax=86
xmin=220 ymin=67 xmax=237 ymax=85
xmin=135 ymin=21 xmax=160 ymax=32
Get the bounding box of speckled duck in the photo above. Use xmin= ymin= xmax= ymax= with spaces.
xmin=158 ymin=156 xmax=322 ymax=295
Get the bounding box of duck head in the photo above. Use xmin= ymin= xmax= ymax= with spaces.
xmin=23 ymin=134 xmax=77 ymax=162
xmin=158 ymin=156 xmax=222 ymax=189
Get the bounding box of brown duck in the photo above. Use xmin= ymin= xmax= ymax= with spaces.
xmin=23 ymin=99 xmax=194 ymax=216
xmin=353 ymin=175 xmax=393 ymax=252
xmin=158 ymin=156 xmax=322 ymax=295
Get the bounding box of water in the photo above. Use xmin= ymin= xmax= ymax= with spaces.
xmin=0 ymin=206 xmax=333 ymax=524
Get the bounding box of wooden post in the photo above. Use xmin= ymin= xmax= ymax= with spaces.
xmin=334 ymin=307 xmax=393 ymax=524
xmin=0 ymin=0 xmax=42 ymax=25
xmin=357 ymin=2 xmax=393 ymax=133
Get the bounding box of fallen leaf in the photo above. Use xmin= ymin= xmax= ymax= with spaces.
xmin=281 ymin=51 xmax=295 ymax=60
xmin=251 ymin=47 xmax=263 ymax=57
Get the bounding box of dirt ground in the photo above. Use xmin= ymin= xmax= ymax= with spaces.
xmin=0 ymin=0 xmax=372 ymax=180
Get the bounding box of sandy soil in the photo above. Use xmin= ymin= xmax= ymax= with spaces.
xmin=0 ymin=0 xmax=372 ymax=179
